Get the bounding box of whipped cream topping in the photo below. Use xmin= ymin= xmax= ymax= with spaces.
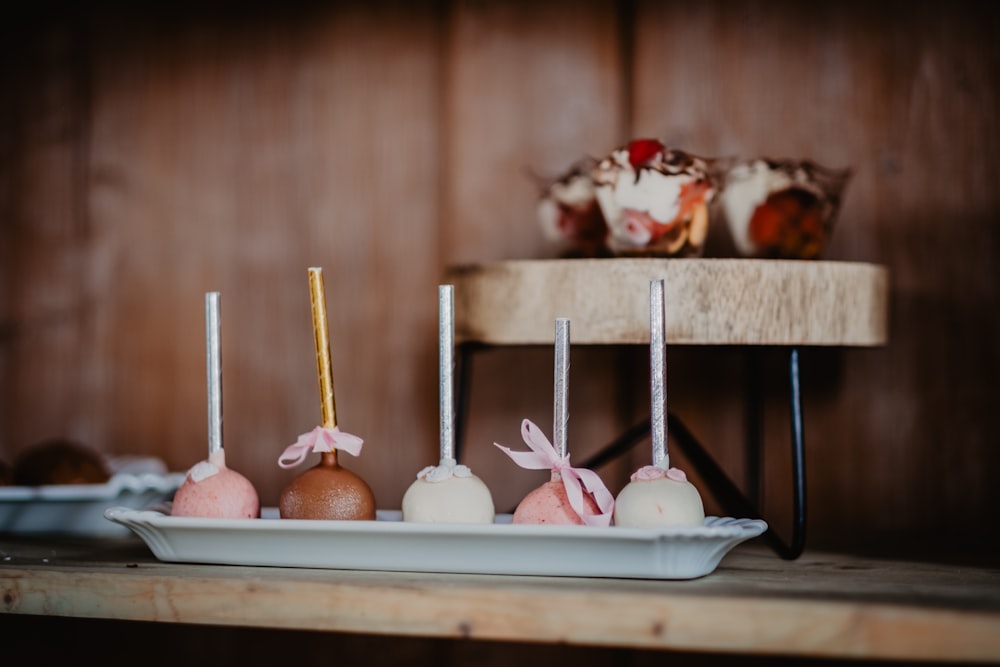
xmin=548 ymin=171 xmax=596 ymax=207
xmin=593 ymin=147 xmax=708 ymax=224
xmin=721 ymin=159 xmax=807 ymax=255
xmin=591 ymin=144 xmax=715 ymax=255
xmin=596 ymin=167 xmax=685 ymax=225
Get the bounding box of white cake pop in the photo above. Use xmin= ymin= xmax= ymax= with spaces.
xmin=402 ymin=285 xmax=495 ymax=524
xmin=613 ymin=279 xmax=704 ymax=528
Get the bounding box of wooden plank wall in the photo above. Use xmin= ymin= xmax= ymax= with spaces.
xmin=2 ymin=0 xmax=999 ymax=560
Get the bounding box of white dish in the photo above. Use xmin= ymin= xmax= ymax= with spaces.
xmin=104 ymin=506 xmax=767 ymax=579
xmin=0 ymin=470 xmax=185 ymax=536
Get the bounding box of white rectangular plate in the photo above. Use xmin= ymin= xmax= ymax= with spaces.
xmin=105 ymin=507 xmax=767 ymax=579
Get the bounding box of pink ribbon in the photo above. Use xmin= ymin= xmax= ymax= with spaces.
xmin=494 ymin=419 xmax=615 ymax=527
xmin=278 ymin=425 xmax=364 ymax=469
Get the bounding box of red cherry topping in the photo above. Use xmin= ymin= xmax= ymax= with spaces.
xmin=627 ymin=138 xmax=665 ymax=169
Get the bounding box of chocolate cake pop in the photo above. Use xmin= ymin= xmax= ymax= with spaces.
xmin=401 ymin=284 xmax=495 ymax=523
xmin=277 ymin=267 xmax=376 ymax=521
xmin=172 ymin=292 xmax=260 ymax=519
xmin=495 ymin=318 xmax=614 ymax=526
xmin=613 ymin=279 xmax=704 ymax=528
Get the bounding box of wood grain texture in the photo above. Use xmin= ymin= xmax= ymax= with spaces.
xmin=1 ymin=2 xmax=999 ymax=559
xmin=2 ymin=4 xmax=447 ymax=511
xmin=2 ymin=539 xmax=999 ymax=663
xmin=445 ymin=258 xmax=888 ymax=346
xmin=443 ymin=0 xmax=625 ymax=264
xmin=440 ymin=1 xmax=638 ymax=507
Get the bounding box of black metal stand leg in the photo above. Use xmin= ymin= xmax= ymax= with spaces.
xmin=579 ymin=418 xmax=654 ymax=470
xmin=786 ymin=347 xmax=807 ymax=558
xmin=745 ymin=349 xmax=763 ymax=508
xmin=676 ymin=347 xmax=806 ymax=559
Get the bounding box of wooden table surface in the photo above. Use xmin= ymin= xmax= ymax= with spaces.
xmin=2 ymin=535 xmax=998 ymax=663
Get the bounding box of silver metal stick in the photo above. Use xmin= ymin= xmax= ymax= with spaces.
xmin=649 ymin=279 xmax=668 ymax=468
xmin=206 ymin=292 xmax=223 ymax=456
xmin=553 ymin=318 xmax=570 ymax=458
xmin=439 ymin=285 xmax=455 ymax=463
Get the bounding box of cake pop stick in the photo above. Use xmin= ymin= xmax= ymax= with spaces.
xmin=439 ymin=283 xmax=456 ymax=464
xmin=649 ymin=278 xmax=668 ymax=469
xmin=276 ymin=267 xmax=375 ymax=520
xmin=494 ymin=318 xmax=614 ymax=526
xmin=552 ymin=317 xmax=569 ymax=461
xmin=172 ymin=292 xmax=260 ymax=518
xmin=206 ymin=291 xmax=224 ymax=459
xmin=311 ymin=267 xmax=339 ymax=433
xmin=277 ymin=268 xmax=365 ymax=469
xmin=612 ymin=279 xmax=704 ymax=527
xmin=401 ymin=285 xmax=495 ymax=523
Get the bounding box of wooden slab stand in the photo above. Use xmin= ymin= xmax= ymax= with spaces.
xmin=443 ymin=258 xmax=889 ymax=347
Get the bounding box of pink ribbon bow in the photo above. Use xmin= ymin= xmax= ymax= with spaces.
xmin=494 ymin=419 xmax=615 ymax=527
xmin=278 ymin=425 xmax=364 ymax=469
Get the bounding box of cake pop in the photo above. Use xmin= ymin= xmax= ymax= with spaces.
xmin=172 ymin=292 xmax=260 ymax=519
xmin=402 ymin=284 xmax=495 ymax=524
xmin=495 ymin=318 xmax=614 ymax=526
xmin=613 ymin=279 xmax=705 ymax=528
xmin=277 ymin=267 xmax=376 ymax=521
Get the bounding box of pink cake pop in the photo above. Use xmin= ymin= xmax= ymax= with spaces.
xmin=613 ymin=279 xmax=704 ymax=528
xmin=495 ymin=318 xmax=614 ymax=526
xmin=172 ymin=292 xmax=260 ymax=519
